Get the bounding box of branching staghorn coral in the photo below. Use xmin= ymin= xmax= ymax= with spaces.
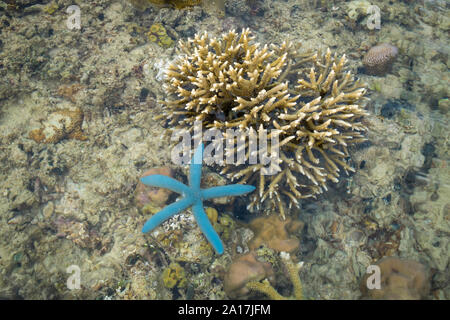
xmin=162 ymin=29 xmax=295 ymax=132
xmin=253 ymin=47 xmax=369 ymax=216
xmin=161 ymin=29 xmax=368 ymax=218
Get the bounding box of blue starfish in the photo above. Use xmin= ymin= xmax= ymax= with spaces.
xmin=141 ymin=143 xmax=255 ymax=255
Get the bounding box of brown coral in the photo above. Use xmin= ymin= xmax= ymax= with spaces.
xmin=161 ymin=29 xmax=368 ymax=217
xmin=247 ymin=252 xmax=304 ymax=300
xmin=247 ymin=213 xmax=304 ymax=253
xmin=362 ymin=43 xmax=398 ymax=76
xmin=29 ymin=107 xmax=87 ymax=143
xmin=360 ymin=257 xmax=430 ymax=300
xmin=223 ymin=251 xmax=275 ymax=299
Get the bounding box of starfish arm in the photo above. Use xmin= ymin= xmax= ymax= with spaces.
xmin=142 ymin=197 xmax=194 ymax=233
xmin=201 ymin=184 xmax=256 ymax=200
xmin=190 ymin=143 xmax=204 ymax=190
xmin=140 ymin=174 xmax=190 ymax=195
xmin=192 ymin=201 xmax=224 ymax=255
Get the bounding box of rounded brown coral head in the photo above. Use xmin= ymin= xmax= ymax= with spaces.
xmin=363 ymin=43 xmax=398 ymax=76
xmin=223 ymin=251 xmax=275 ymax=299
xmin=162 ymin=29 xmax=369 ymax=217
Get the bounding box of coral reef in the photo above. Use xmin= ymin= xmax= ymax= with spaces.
xmin=223 ymin=251 xmax=274 ymax=299
xmin=161 ymin=29 xmax=368 ymax=217
xmin=0 ymin=0 xmax=448 ymax=301
xmin=129 ymin=0 xmax=225 ymax=12
xmin=363 ymin=43 xmax=399 ymax=76
xmin=128 ymin=0 xmax=201 ymax=10
xmin=28 ymin=107 xmax=87 ymax=143
xmin=360 ymin=257 xmax=430 ymax=300
xmin=247 ymin=214 xmax=304 ymax=253
xmin=246 ymin=252 xmax=304 ymax=300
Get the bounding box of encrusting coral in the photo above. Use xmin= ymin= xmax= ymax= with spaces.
xmin=147 ymin=23 xmax=174 ymax=48
xmin=247 ymin=214 xmax=304 ymax=253
xmin=162 ymin=262 xmax=187 ymax=289
xmin=160 ymin=29 xmax=368 ymax=218
xmin=29 ymin=107 xmax=87 ymax=144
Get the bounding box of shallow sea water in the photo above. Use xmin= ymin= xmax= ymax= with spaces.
xmin=0 ymin=0 xmax=448 ymax=300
